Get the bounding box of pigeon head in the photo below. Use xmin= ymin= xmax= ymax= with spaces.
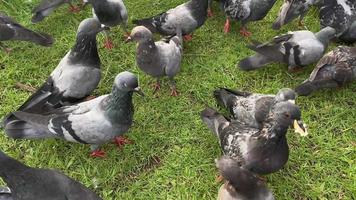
xmin=77 ymin=18 xmax=108 ymax=36
xmin=275 ymin=88 xmax=296 ymax=104
xmin=126 ymin=26 xmax=153 ymax=42
xmin=216 ymin=156 xmax=275 ymax=200
xmin=315 ymin=26 xmax=337 ymax=45
xmin=272 ymin=0 xmax=315 ymax=30
xmin=114 ymin=71 xmax=144 ymax=96
xmin=200 ymin=108 xmax=230 ymax=136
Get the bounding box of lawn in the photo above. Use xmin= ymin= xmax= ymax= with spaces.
xmin=0 ymin=0 xmax=355 ymax=199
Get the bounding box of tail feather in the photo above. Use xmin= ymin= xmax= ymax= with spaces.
xmin=4 ymin=120 xmax=51 ymax=140
xmin=132 ymin=18 xmax=157 ymax=33
xmin=15 ymin=28 xmax=54 ymax=47
xmin=239 ymin=54 xmax=273 ymax=71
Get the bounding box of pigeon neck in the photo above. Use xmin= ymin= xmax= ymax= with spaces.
xmin=105 ymin=87 xmax=134 ymax=123
xmin=69 ymin=34 xmax=101 ymax=68
xmin=261 ymin=117 xmax=289 ymax=139
xmin=138 ymin=38 xmax=156 ymax=48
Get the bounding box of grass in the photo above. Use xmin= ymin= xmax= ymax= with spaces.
xmin=0 ymin=0 xmax=355 ymax=199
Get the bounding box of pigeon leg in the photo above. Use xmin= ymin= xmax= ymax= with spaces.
xmin=90 ymin=150 xmax=106 ymax=158
xmin=152 ymin=79 xmax=161 ymax=94
xmin=239 ymin=26 xmax=251 ymax=37
xmin=224 ymin=18 xmax=230 ymax=33
xmin=183 ymin=34 xmax=193 ymax=41
xmin=207 ymin=8 xmax=213 ymax=17
xmin=169 ymin=78 xmax=179 ymax=97
xmin=288 ymin=66 xmax=303 ymax=73
xmin=114 ymin=136 xmax=133 ymax=148
xmin=68 ymin=2 xmax=81 ymax=13
xmin=103 ymin=30 xmax=114 ymax=50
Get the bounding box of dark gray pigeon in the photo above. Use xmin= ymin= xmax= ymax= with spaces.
xmin=4 ymin=71 xmax=144 ymax=158
xmin=31 ymin=0 xmax=82 ymax=23
xmin=127 ymin=26 xmax=183 ymax=96
xmin=221 ymin=0 xmax=277 ymax=36
xmin=84 ymin=0 xmax=128 ymax=49
xmin=239 ymin=27 xmax=336 ymax=71
xmin=132 ymin=0 xmax=209 ymax=41
xmin=201 ymin=103 xmax=307 ymax=175
xmin=295 ymin=46 xmax=356 ymax=96
xmin=0 ymin=150 xmax=102 ymax=200
xmin=2 ymin=18 xmax=104 ymax=126
xmin=214 ymin=88 xmax=296 ymax=129
xmin=0 ymin=187 xmax=12 ymax=200
xmin=273 ymin=0 xmax=356 ymax=42
xmin=216 ymin=156 xmax=275 ymax=200
xmin=0 ymin=12 xmax=53 ymax=51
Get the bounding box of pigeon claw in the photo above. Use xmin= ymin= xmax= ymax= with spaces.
xmin=68 ymin=5 xmax=81 ymax=13
xmin=239 ymin=27 xmax=251 ymax=37
xmin=152 ymin=82 xmax=161 ymax=94
xmin=114 ymin=136 xmax=133 ymax=148
xmin=224 ymin=19 xmax=230 ymax=33
xmin=183 ymin=34 xmax=193 ymax=41
xmin=90 ymin=150 xmax=106 ymax=158
xmin=104 ymin=39 xmax=114 ymax=50
xmin=170 ymin=88 xmax=179 ymax=97
xmin=207 ymin=8 xmax=213 ymax=17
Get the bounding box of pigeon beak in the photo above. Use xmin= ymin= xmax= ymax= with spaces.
xmin=293 ymin=120 xmax=308 ymax=136
xmin=97 ymin=25 xmax=109 ymax=33
xmin=125 ymin=36 xmax=132 ymax=43
xmin=288 ymin=99 xmax=296 ymax=104
xmin=133 ymin=87 xmax=145 ymax=96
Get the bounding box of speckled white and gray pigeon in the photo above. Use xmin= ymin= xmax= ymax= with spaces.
xmin=216 ymin=156 xmax=275 ymax=200
xmin=84 ymin=0 xmax=128 ymax=49
xmin=132 ymin=0 xmax=209 ymax=41
xmin=31 ymin=0 xmax=83 ymax=23
xmin=0 ymin=150 xmax=102 ymax=200
xmin=295 ymin=46 xmax=356 ymax=96
xmin=273 ymin=0 xmax=356 ymax=42
xmin=127 ymin=26 xmax=183 ymax=96
xmin=2 ymin=18 xmax=104 ymax=126
xmin=214 ymin=88 xmax=296 ymax=129
xmin=221 ymin=0 xmax=277 ymax=36
xmin=4 ymin=71 xmax=144 ymax=158
xmin=0 ymin=12 xmax=53 ymax=52
xmin=201 ymin=103 xmax=306 ymax=175
xmin=239 ymin=27 xmax=336 ymax=71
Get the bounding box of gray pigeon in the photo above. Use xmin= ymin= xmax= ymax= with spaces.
xmin=31 ymin=0 xmax=82 ymax=23
xmin=0 ymin=12 xmax=53 ymax=52
xmin=221 ymin=0 xmax=277 ymax=36
xmin=4 ymin=71 xmax=144 ymax=158
xmin=273 ymin=0 xmax=356 ymax=42
xmin=0 ymin=187 xmax=12 ymax=200
xmin=84 ymin=0 xmax=128 ymax=49
xmin=0 ymin=150 xmax=102 ymax=200
xmin=127 ymin=26 xmax=183 ymax=96
xmin=214 ymin=88 xmax=296 ymax=129
xmin=239 ymin=27 xmax=336 ymax=71
xmin=201 ymin=103 xmax=306 ymax=175
xmin=2 ymin=18 xmax=104 ymax=126
xmin=295 ymin=46 xmax=356 ymax=96
xmin=132 ymin=0 xmax=209 ymax=41
xmin=216 ymin=156 xmax=275 ymax=200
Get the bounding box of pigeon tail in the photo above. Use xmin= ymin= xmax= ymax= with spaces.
xmin=239 ymin=54 xmax=272 ymax=71
xmin=132 ymin=18 xmax=157 ymax=34
xmin=17 ymin=28 xmax=54 ymax=47
xmin=295 ymin=81 xmax=315 ymax=96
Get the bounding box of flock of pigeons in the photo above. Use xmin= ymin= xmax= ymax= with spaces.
xmin=0 ymin=0 xmax=355 ymax=199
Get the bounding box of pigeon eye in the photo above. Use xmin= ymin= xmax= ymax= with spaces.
xmin=284 ymin=113 xmax=291 ymax=118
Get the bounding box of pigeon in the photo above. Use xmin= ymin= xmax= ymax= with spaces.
xmin=201 ymin=103 xmax=307 ymax=175
xmin=0 ymin=150 xmax=102 ymax=200
xmin=239 ymin=27 xmax=336 ymax=71
xmin=31 ymin=0 xmax=83 ymax=23
xmin=84 ymin=0 xmax=129 ymax=49
xmin=216 ymin=156 xmax=275 ymax=200
xmin=4 ymin=71 xmax=144 ymax=158
xmin=221 ymin=0 xmax=277 ymax=36
xmin=0 ymin=187 xmax=12 ymax=200
xmin=0 ymin=12 xmax=53 ymax=52
xmin=132 ymin=0 xmax=209 ymax=41
xmin=295 ymin=46 xmax=356 ymax=96
xmin=2 ymin=18 xmax=104 ymax=126
xmin=214 ymin=88 xmax=296 ymax=129
xmin=273 ymin=0 xmax=356 ymax=42
xmin=127 ymin=26 xmax=183 ymax=96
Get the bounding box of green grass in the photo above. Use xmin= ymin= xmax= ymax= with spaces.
xmin=0 ymin=0 xmax=355 ymax=199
